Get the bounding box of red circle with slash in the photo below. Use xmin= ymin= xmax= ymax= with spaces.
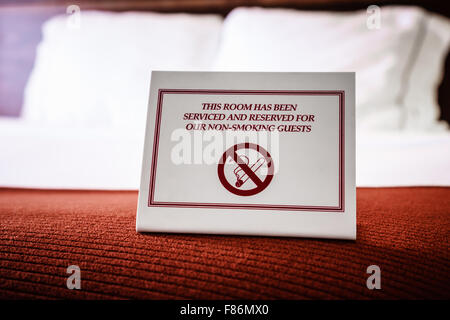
xmin=218 ymin=143 xmax=274 ymax=196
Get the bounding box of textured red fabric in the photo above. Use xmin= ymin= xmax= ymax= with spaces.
xmin=0 ymin=187 xmax=448 ymax=299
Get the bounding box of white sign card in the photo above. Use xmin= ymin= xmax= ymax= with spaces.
xmin=136 ymin=72 xmax=356 ymax=240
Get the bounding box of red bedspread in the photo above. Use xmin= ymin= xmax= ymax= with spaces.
xmin=0 ymin=187 xmax=448 ymax=299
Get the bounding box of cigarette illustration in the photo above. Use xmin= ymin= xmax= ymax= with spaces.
xmin=233 ymin=156 xmax=266 ymax=188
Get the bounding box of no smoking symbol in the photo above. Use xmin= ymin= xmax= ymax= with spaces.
xmin=218 ymin=143 xmax=274 ymax=196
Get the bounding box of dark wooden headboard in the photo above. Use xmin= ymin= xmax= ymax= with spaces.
xmin=1 ymin=0 xmax=449 ymax=122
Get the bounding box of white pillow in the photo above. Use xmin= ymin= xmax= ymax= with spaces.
xmin=213 ymin=6 xmax=448 ymax=131
xmin=23 ymin=11 xmax=223 ymax=130
xmin=403 ymin=13 xmax=450 ymax=130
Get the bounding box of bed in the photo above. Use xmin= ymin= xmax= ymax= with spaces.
xmin=1 ymin=187 xmax=449 ymax=299
xmin=0 ymin=0 xmax=449 ymax=299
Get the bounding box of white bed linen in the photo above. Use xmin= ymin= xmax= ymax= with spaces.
xmin=1 ymin=118 xmax=449 ymax=189
xmin=213 ymin=6 xmax=450 ymax=131
xmin=0 ymin=119 xmax=143 ymax=190
xmin=356 ymin=132 xmax=450 ymax=186
xmin=23 ymin=11 xmax=223 ymax=131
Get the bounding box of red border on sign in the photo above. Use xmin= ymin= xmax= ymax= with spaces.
xmin=148 ymin=89 xmax=345 ymax=212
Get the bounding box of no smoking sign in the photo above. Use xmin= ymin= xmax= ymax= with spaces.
xmin=217 ymin=143 xmax=274 ymax=196
xmin=138 ymin=72 xmax=355 ymax=240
